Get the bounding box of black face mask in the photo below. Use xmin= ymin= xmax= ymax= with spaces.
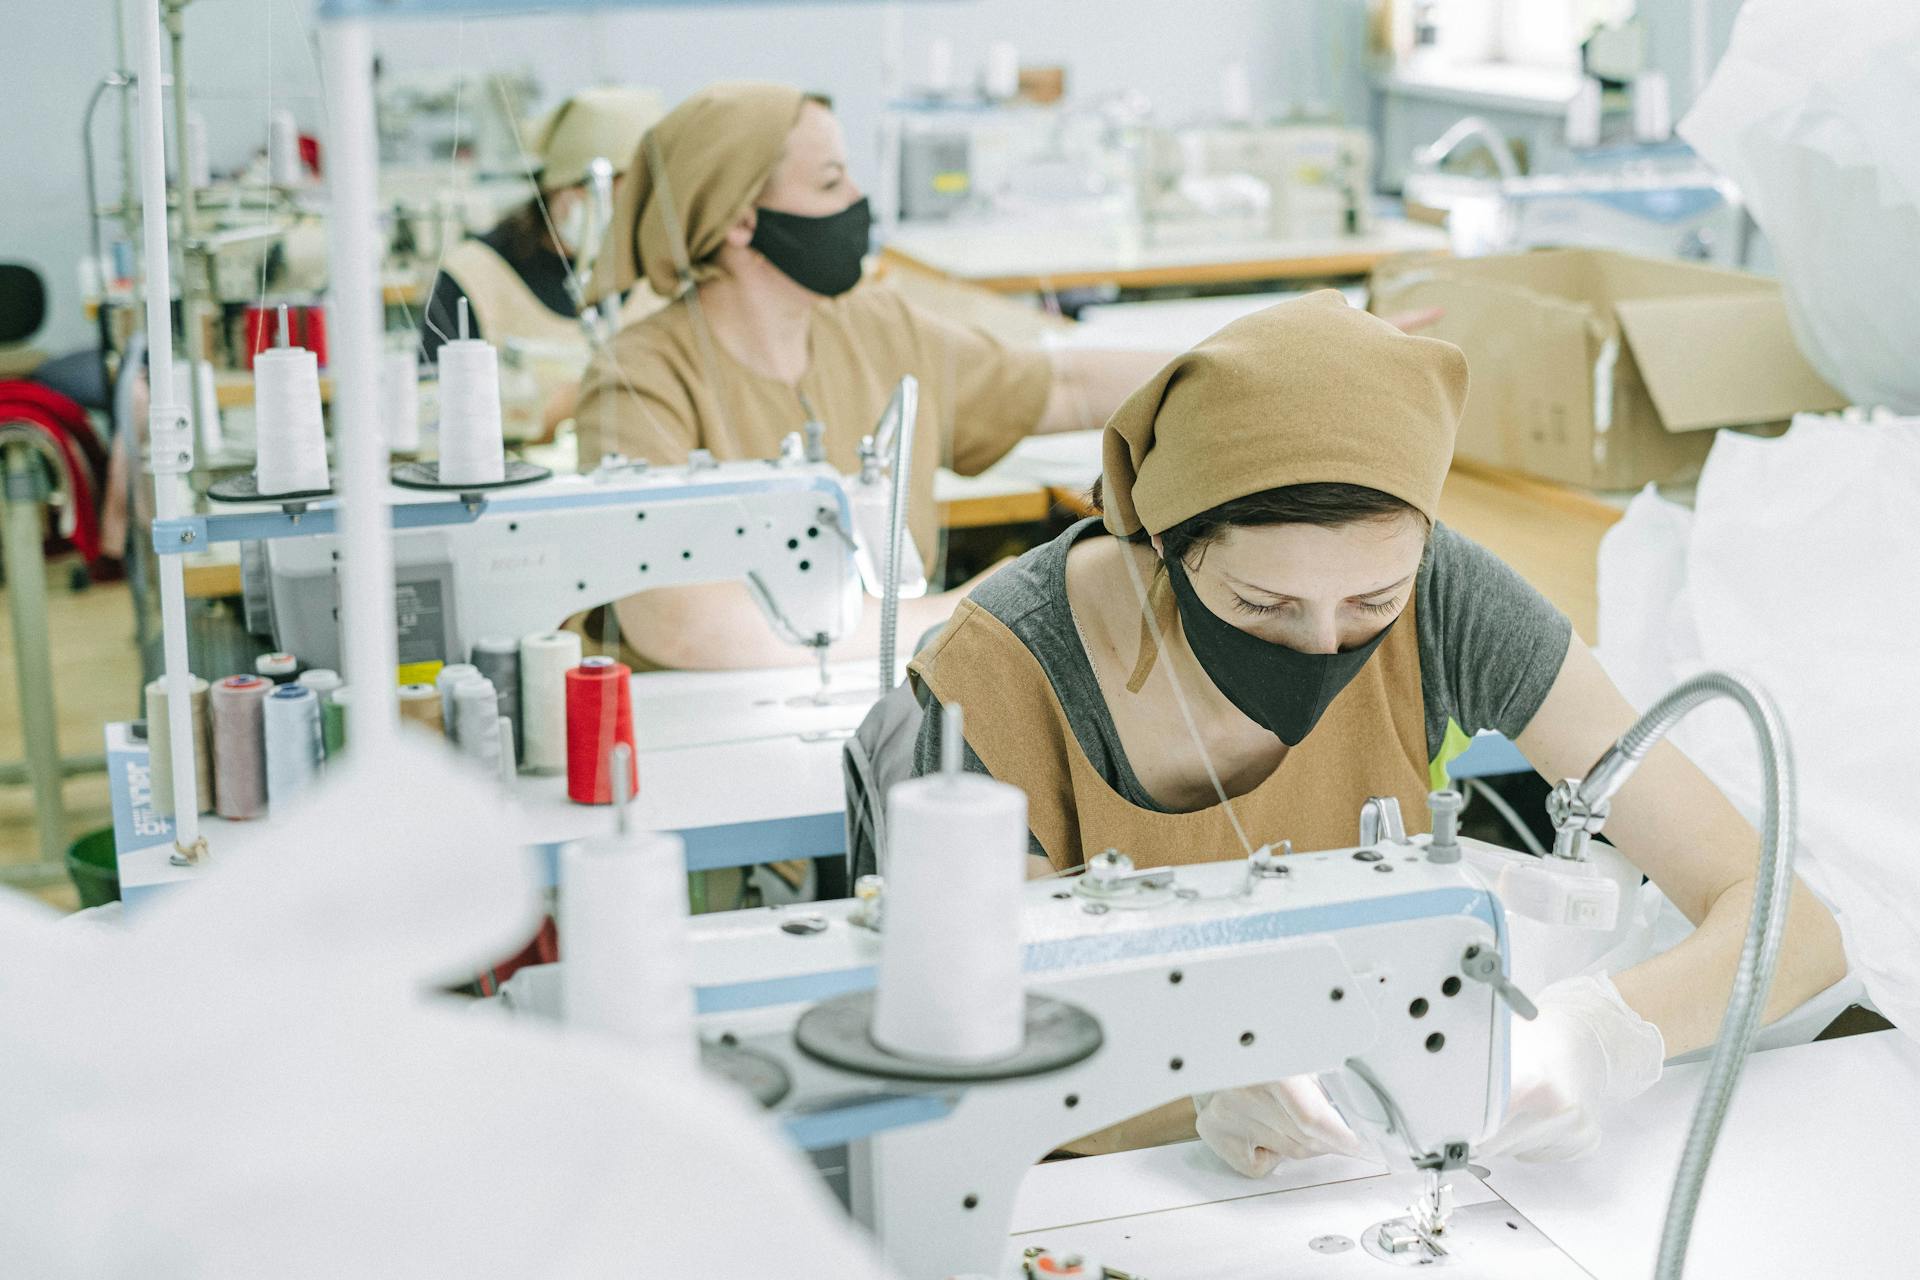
xmin=1163 ymin=554 xmax=1396 ymax=747
xmin=748 ymin=197 xmax=872 ymax=297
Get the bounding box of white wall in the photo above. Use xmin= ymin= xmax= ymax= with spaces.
xmin=5 ymin=0 xmax=1361 ymax=354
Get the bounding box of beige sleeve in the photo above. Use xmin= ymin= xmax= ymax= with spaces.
xmin=899 ymin=297 xmax=1054 ymax=477
xmin=573 ymin=339 xmax=700 ymax=468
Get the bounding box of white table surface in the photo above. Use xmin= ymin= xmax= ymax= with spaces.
xmin=1006 ymin=1030 xmax=1920 ymax=1278
xmin=885 ymin=217 xmax=1447 ymax=286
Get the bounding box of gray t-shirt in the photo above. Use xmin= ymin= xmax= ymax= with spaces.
xmin=915 ymin=518 xmax=1571 ymax=835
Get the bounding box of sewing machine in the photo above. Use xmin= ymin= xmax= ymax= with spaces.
xmin=248 ymin=374 xmax=923 ymax=673
xmin=253 ymin=456 xmax=860 ymax=672
xmin=505 ymin=806 xmax=1563 ymax=1277
xmin=1139 ymin=123 xmax=1376 ymax=242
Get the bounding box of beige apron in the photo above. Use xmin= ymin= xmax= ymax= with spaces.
xmin=909 ymin=587 xmax=1433 ymax=1153
xmin=442 ymin=238 xmax=660 ymax=441
xmin=911 ymin=597 xmax=1432 ymax=869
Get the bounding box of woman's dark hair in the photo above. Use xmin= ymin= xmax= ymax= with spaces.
xmin=492 ymin=196 xmax=566 ymax=266
xmin=1087 ymin=476 xmax=1427 ymax=567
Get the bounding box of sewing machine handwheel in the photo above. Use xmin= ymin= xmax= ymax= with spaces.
xmin=793 ymin=990 xmax=1102 ymax=1083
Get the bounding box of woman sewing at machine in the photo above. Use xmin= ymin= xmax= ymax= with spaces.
xmin=906 ymin=293 xmax=1847 ymax=1168
xmin=571 ymin=82 xmax=1174 ymax=671
xmin=422 ymin=87 xmax=661 ymax=442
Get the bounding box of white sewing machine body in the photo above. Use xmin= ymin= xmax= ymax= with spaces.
xmin=253 ymin=458 xmax=865 ymax=672
xmin=511 ymin=835 xmax=1524 ymax=1279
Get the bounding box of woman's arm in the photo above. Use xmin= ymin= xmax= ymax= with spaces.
xmin=612 ymin=558 xmax=1010 ymax=670
xmin=1031 ymin=310 xmax=1443 ymax=437
xmin=611 ymin=582 xmax=966 ymax=670
xmin=1513 ymin=638 xmax=1848 ymax=1056
xmin=1036 ymin=349 xmax=1170 ymax=435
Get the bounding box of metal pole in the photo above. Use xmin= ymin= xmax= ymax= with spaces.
xmin=135 ymin=0 xmax=206 ymax=859
xmin=1 ymin=444 xmax=68 ymax=865
xmin=164 ymin=0 xmax=209 ymax=455
xmin=319 ymin=17 xmax=400 ymax=750
xmin=114 ymin=0 xmax=143 ymax=282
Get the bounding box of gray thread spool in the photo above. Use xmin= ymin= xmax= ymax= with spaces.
xmin=264 ymin=683 xmax=322 ymax=808
xmin=146 ymin=675 xmax=213 ymax=817
xmin=470 ymin=636 xmax=521 ymax=765
xmin=210 ymin=675 xmax=271 ymax=819
xmin=454 ymin=677 xmax=503 ymax=775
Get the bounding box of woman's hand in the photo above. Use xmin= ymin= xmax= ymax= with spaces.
xmin=1194 ymin=1078 xmax=1368 ymax=1177
xmin=1480 ymin=974 xmax=1666 ymax=1162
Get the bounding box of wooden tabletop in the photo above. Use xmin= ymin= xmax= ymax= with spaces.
xmin=880 ymin=218 xmax=1448 ymax=295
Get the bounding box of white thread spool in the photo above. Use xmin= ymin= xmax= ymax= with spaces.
xmin=454 ymin=677 xmax=503 ymax=774
xmin=263 ymin=683 xmax=322 ymax=808
xmin=927 ymin=38 xmax=955 ymax=94
xmin=380 ymin=349 xmax=422 ymax=454
xmin=984 ymin=41 xmax=1020 ymax=101
xmin=1566 ymin=76 xmax=1603 ymax=149
xmin=1221 ymin=62 xmax=1254 ymax=123
xmin=269 ymin=109 xmax=302 ymax=187
xmin=434 ymin=299 xmax=505 ymax=485
xmin=519 ymin=630 xmax=582 ymax=774
xmin=295 ymin=667 xmax=341 ymax=698
xmin=870 ymin=704 xmax=1030 ymax=1063
xmin=471 ymin=636 xmax=521 ymax=764
xmin=185 ymin=110 xmax=210 ymax=190
xmin=561 ymin=821 xmax=697 ymax=1067
xmin=252 ymin=309 xmax=329 ymax=496
xmin=1633 ymin=71 xmax=1672 ymax=142
xmin=435 ymin=662 xmax=481 ymax=741
xmin=145 ymin=675 xmax=212 ymax=817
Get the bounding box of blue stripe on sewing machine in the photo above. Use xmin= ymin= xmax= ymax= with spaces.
xmin=695 ymin=885 xmax=1509 ymax=1015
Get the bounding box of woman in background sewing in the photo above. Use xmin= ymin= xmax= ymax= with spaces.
xmin=572 ymin=83 xmax=1176 ymax=672
xmin=907 ymin=294 xmax=1847 ymax=1166
xmin=423 ymin=87 xmax=661 ymax=442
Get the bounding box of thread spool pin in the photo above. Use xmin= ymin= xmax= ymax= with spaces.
xmin=497 ymin=718 xmax=517 ymax=786
xmin=457 ymin=296 xmax=470 ymax=342
xmin=941 ymin=701 xmax=964 ymax=780
xmin=611 ymin=742 xmax=633 ymax=834
xmin=277 ymin=303 xmax=290 ymax=348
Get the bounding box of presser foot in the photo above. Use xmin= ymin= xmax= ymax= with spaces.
xmin=1361 ymin=1173 xmax=1457 ymax=1267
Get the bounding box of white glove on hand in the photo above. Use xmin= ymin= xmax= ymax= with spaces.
xmin=1480 ymin=973 xmax=1666 ymax=1162
xmin=1194 ymin=1077 xmax=1369 ymax=1177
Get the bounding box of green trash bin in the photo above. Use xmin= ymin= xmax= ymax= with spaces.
xmin=66 ymin=828 xmax=120 ymax=908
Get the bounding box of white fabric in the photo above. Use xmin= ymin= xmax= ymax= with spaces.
xmin=1194 ymin=1079 xmax=1367 ymax=1178
xmin=1479 ymin=974 xmax=1665 ymax=1163
xmin=1596 ymin=414 xmax=1920 ymax=1036
xmin=0 ymin=733 xmax=892 ymax=1279
xmin=1679 ymin=0 xmax=1920 ymax=411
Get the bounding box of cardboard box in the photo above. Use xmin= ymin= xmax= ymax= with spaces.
xmin=1370 ymin=248 xmax=1848 ymax=489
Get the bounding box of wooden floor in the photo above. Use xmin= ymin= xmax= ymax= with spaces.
xmin=0 ymin=554 xmax=141 ymax=911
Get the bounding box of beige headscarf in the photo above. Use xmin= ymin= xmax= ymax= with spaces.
xmin=1101 ymin=291 xmax=1469 ymax=538
xmin=584 ymin=82 xmax=807 ymax=304
xmin=527 ymin=87 xmax=663 ymax=191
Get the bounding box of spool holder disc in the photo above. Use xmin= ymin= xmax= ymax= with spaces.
xmin=793 ymin=990 xmax=1102 ymax=1083
xmin=206 ymin=474 xmax=333 ymax=512
xmin=388 ymin=458 xmax=551 ymax=500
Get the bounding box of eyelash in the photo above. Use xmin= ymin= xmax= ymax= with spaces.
xmin=1231 ymin=596 xmax=1400 ymax=618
